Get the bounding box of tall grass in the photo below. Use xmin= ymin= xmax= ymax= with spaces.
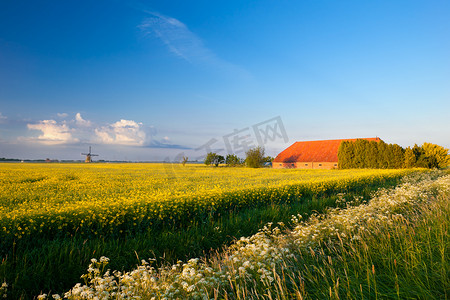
xmin=48 ymin=171 xmax=448 ymax=299
xmin=223 ymin=172 xmax=450 ymax=299
xmin=263 ymin=192 xmax=449 ymax=299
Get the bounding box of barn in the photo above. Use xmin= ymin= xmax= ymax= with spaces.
xmin=273 ymin=138 xmax=381 ymax=169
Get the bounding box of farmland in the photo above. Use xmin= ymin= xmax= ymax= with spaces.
xmin=58 ymin=170 xmax=450 ymax=299
xmin=0 ymin=164 xmax=425 ymax=298
xmin=0 ymin=164 xmax=416 ymax=241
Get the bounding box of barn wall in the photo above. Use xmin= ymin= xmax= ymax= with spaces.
xmin=272 ymin=162 xmax=338 ymax=169
xmin=273 ymin=162 xmax=296 ymax=169
xmin=295 ymin=162 xmax=313 ymax=169
xmin=310 ymin=162 xmax=338 ymax=169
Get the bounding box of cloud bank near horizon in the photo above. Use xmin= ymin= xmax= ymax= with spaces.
xmin=22 ymin=113 xmax=181 ymax=149
xmin=95 ymin=119 xmax=147 ymax=146
xmin=27 ymin=120 xmax=79 ymax=145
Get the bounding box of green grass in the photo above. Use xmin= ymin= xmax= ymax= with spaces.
xmin=222 ymin=173 xmax=449 ymax=299
xmin=287 ymin=193 xmax=449 ymax=299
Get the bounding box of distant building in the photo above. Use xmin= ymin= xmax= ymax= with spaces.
xmin=45 ymin=158 xmax=59 ymax=163
xmin=273 ymin=138 xmax=381 ymax=169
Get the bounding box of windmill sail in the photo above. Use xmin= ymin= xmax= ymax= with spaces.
xmin=81 ymin=146 xmax=99 ymax=163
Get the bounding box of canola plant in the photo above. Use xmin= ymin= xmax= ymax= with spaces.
xmin=0 ymin=163 xmax=417 ymax=244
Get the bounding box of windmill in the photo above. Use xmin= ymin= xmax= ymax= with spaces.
xmin=81 ymin=146 xmax=99 ymax=163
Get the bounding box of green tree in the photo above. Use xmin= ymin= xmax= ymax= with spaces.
xmin=204 ymin=152 xmax=215 ymax=166
xmin=338 ymin=139 xmax=449 ymax=170
xmin=412 ymin=144 xmax=429 ymax=168
xmin=216 ymin=155 xmax=225 ymax=166
xmin=366 ymin=141 xmax=379 ymax=168
xmin=264 ymin=156 xmax=274 ymax=163
xmin=338 ymin=141 xmax=354 ymax=169
xmin=403 ymin=147 xmax=416 ymax=168
xmin=338 ymin=139 xmax=408 ymax=169
xmin=181 ymin=156 xmax=188 ymax=166
xmin=422 ymin=142 xmax=450 ymax=169
xmin=225 ymin=154 xmax=242 ymax=167
xmin=366 ymin=140 xmax=374 ymax=167
xmin=377 ymin=141 xmax=389 ymax=168
xmin=391 ymin=144 xmax=404 ymax=169
xmin=245 ymin=146 xmax=265 ymax=168
xmin=204 ymin=152 xmax=224 ymax=167
xmin=352 ymin=139 xmax=364 ymax=168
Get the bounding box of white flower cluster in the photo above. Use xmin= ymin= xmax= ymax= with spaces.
xmin=41 ymin=172 xmax=449 ymax=299
xmin=0 ymin=282 xmax=7 ymax=299
xmin=290 ymin=172 xmax=448 ymax=249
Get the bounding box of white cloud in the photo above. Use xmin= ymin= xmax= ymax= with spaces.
xmin=27 ymin=120 xmax=79 ymax=144
xmin=57 ymin=112 xmax=68 ymax=118
xmin=0 ymin=112 xmax=6 ymax=123
xmin=95 ymin=119 xmax=147 ymax=146
xmin=138 ymin=12 xmax=250 ymax=79
xmin=75 ymin=113 xmax=92 ymax=127
xmin=139 ymin=12 xmax=206 ymax=62
xmin=23 ymin=115 xmax=166 ymax=148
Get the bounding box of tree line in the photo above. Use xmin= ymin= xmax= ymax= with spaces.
xmin=338 ymin=139 xmax=449 ymax=169
xmin=202 ymin=147 xmax=274 ymax=168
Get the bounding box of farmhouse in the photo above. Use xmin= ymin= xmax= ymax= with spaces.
xmin=273 ymin=138 xmax=381 ymax=169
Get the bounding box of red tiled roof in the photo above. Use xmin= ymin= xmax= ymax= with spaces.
xmin=273 ymin=138 xmax=381 ymax=163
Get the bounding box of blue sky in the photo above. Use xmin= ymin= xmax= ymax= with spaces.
xmin=0 ymin=0 xmax=449 ymax=161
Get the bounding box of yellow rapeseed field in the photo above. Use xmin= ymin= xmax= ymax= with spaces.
xmin=0 ymin=163 xmax=416 ymax=242
xmin=54 ymin=171 xmax=449 ymax=300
